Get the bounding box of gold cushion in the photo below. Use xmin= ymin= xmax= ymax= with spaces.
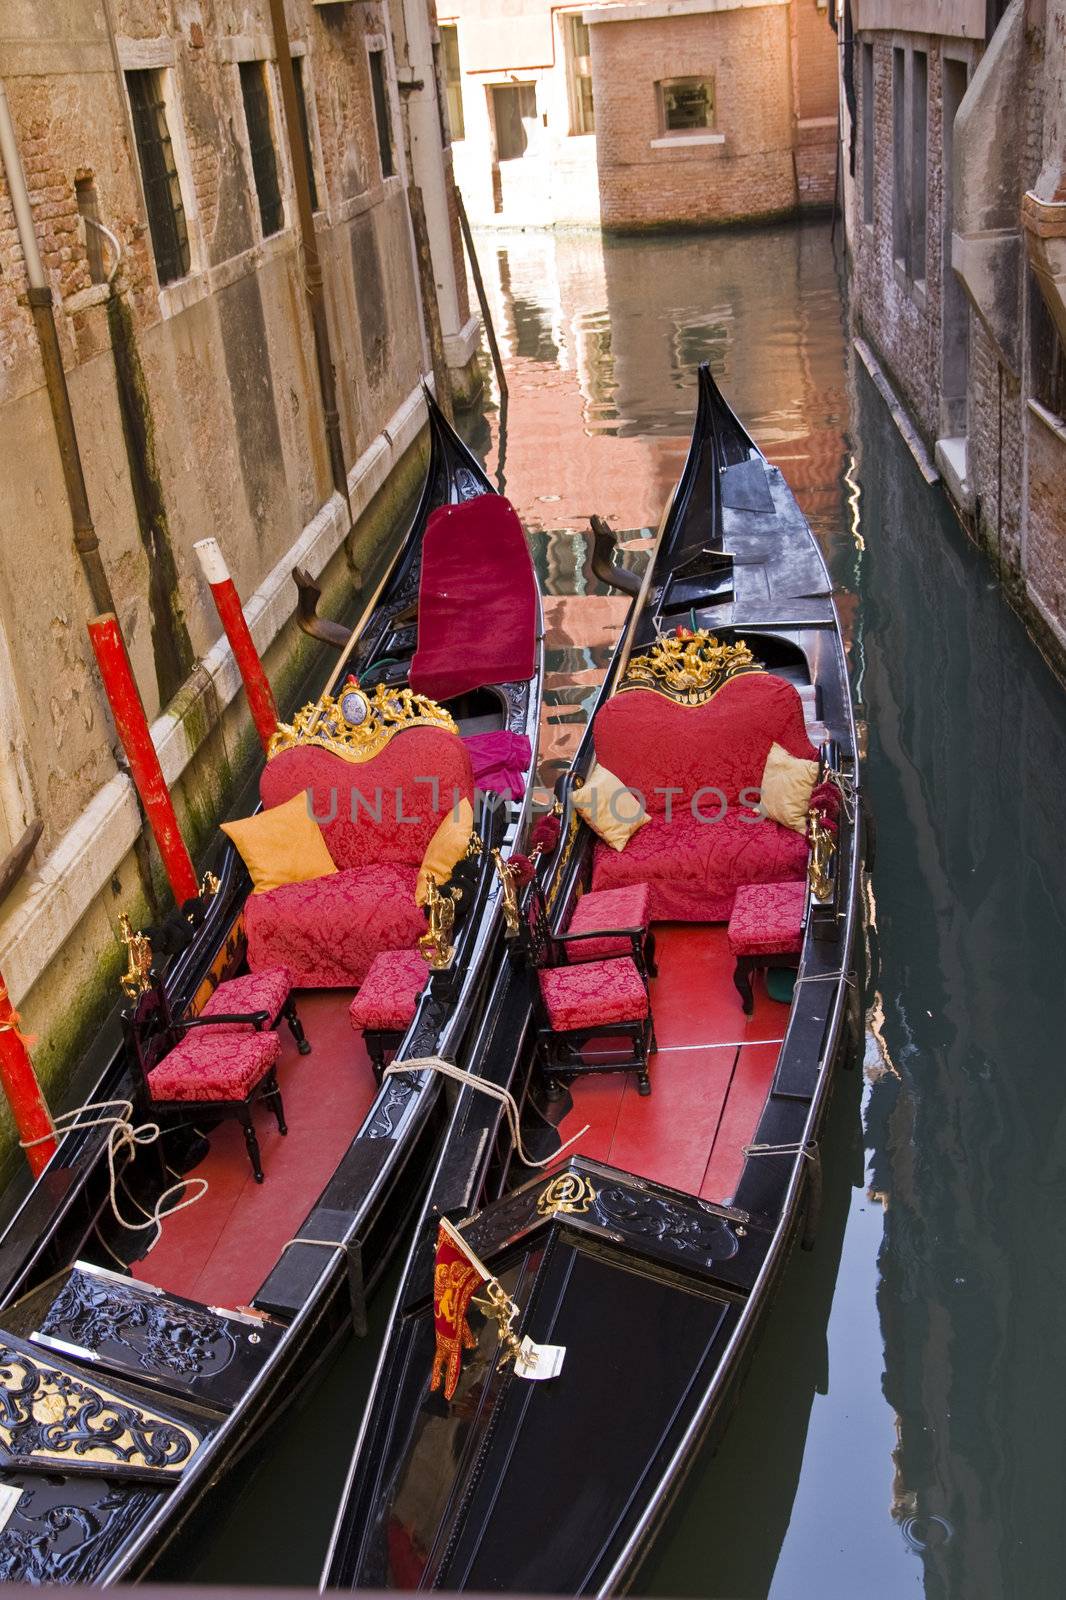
xmin=221 ymin=791 xmax=338 ymax=895
xmin=416 ymin=797 xmax=474 ymax=906
xmin=571 ymin=762 xmax=649 ymax=852
xmin=760 ymin=742 xmax=818 ymax=835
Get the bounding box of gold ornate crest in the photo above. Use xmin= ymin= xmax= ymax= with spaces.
xmin=536 ymin=1171 xmax=597 ymax=1218
xmin=619 ymin=629 xmax=763 ymax=705
xmin=268 ymin=679 xmax=457 ymax=766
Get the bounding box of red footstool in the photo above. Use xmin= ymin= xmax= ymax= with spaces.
xmin=200 ymin=964 xmax=311 ymax=1054
xmin=349 ymin=950 xmax=430 ymax=1080
xmin=727 ymin=880 xmax=806 ymax=1013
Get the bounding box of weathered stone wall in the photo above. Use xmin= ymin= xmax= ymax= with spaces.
xmin=0 ymin=0 xmax=467 ymax=1136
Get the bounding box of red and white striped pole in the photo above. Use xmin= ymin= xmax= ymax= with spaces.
xmin=194 ymin=538 xmax=278 ymax=756
xmin=0 ymin=972 xmax=56 ymax=1177
xmin=87 ymin=613 xmax=199 ymax=905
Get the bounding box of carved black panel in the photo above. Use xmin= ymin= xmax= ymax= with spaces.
xmin=0 ymin=1330 xmax=202 ymax=1482
xmin=453 ymin=465 xmax=488 ymax=502
xmin=35 ymin=1267 xmax=281 ymax=1412
xmin=365 ymin=1076 xmax=419 ymax=1140
xmin=0 ymin=1475 xmax=160 ymax=1583
xmin=592 ymin=1183 xmax=740 ymax=1264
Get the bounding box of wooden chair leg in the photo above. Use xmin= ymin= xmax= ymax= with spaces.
xmin=264 ymin=1070 xmax=287 ymax=1136
xmin=240 ymin=1108 xmax=265 ymax=1183
xmin=283 ymin=996 xmax=312 ymax=1055
xmin=733 ymin=957 xmax=755 ymax=1015
xmin=365 ymin=1032 xmax=386 ymax=1085
xmin=645 ymin=929 xmax=659 ymax=978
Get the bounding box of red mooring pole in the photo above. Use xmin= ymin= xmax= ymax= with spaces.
xmin=87 ymin=613 xmax=199 ymax=904
xmin=0 ymin=972 xmax=56 ymax=1176
xmin=194 ymin=538 xmax=278 ymax=755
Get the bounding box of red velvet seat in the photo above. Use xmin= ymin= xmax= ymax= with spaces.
xmin=350 ymin=950 xmax=429 ymax=1033
xmin=245 ymin=727 xmax=474 ymax=988
xmin=538 ymin=958 xmax=650 ymax=1032
xmin=200 ymin=966 xmax=292 ymax=1025
xmin=148 ymin=1029 xmax=281 ymax=1102
xmin=727 ymin=878 xmax=807 ymax=1013
xmin=589 ymin=673 xmax=818 ymax=921
xmin=565 ymin=884 xmax=654 ymax=966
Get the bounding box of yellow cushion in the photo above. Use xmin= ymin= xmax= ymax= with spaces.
xmin=221 ymin=791 xmax=338 ymax=895
xmin=571 ymin=762 xmax=649 ymax=852
xmin=416 ymin=797 xmax=474 ymax=907
xmin=760 ymin=742 xmax=818 ymax=835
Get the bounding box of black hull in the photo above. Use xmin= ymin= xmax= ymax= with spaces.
xmin=323 ymin=364 xmax=864 ymax=1595
xmin=0 ymin=388 xmax=546 ymax=1586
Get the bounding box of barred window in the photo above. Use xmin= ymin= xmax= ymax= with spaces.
xmin=1031 ymin=271 xmax=1066 ymax=420
xmin=659 ymin=77 xmax=714 ymax=134
xmin=125 ymin=69 xmax=190 ymax=286
xmin=240 ymin=61 xmax=284 ymax=237
xmin=292 ymin=57 xmax=320 ymax=212
xmin=440 ymin=25 xmax=464 ymax=142
xmin=369 ymin=49 xmax=395 ymax=179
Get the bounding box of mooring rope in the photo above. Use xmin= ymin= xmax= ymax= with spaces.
xmin=383 ymin=1056 xmax=588 ymax=1170
xmin=21 ymin=1099 xmax=207 ymax=1250
xmin=742 ymin=1140 xmax=818 ymax=1162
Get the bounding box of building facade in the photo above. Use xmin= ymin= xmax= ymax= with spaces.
xmin=441 ymin=0 xmax=839 ymax=229
xmin=843 ymin=0 xmax=1066 ymax=666
xmin=0 ymin=0 xmax=477 ymax=1153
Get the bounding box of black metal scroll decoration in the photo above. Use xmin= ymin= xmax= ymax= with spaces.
xmin=0 ymin=1341 xmax=198 ymax=1477
xmin=593 ymin=1184 xmax=740 ymax=1263
xmin=0 ymin=1482 xmax=157 ymax=1583
xmin=40 ymin=1272 xmax=237 ymax=1381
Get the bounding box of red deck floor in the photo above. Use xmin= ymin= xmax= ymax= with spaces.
xmin=556 ymin=924 xmax=787 ymax=1204
xmin=141 ymin=990 xmax=378 ymax=1310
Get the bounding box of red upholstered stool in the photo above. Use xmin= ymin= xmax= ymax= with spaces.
xmin=727 ymin=880 xmax=806 ymax=1014
xmin=200 ymin=965 xmax=311 ymax=1055
xmin=145 ymin=1029 xmax=286 ymax=1183
xmin=565 ymin=883 xmax=657 ymax=974
xmin=350 ymin=950 xmax=430 ymax=1081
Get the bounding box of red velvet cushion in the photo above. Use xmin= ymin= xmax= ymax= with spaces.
xmin=200 ymin=966 xmax=292 ymax=1028
xmin=727 ymin=879 xmax=806 ymax=957
xmin=538 ymin=958 xmax=649 ymax=1031
xmin=149 ymin=1029 xmax=280 ymax=1103
xmin=259 ymin=728 xmax=474 ymax=873
xmin=245 ymin=864 xmax=426 ymax=988
xmin=409 ymin=495 xmax=539 ymax=701
xmin=349 ymin=949 xmax=429 ymax=1032
xmin=591 ymin=813 xmax=808 ymax=922
xmin=593 ymin=675 xmax=817 ymax=812
xmin=565 ymin=884 xmax=651 ymax=962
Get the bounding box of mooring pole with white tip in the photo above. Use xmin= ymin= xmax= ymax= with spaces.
xmin=194 ymin=539 xmax=279 ymax=756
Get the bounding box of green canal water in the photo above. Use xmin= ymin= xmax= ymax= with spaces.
xmin=178 ymin=221 xmax=1066 ymax=1599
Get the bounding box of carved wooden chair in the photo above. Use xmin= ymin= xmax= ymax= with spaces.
xmin=508 ymin=877 xmax=657 ymax=1099
xmin=121 ymin=949 xmax=289 ymax=1184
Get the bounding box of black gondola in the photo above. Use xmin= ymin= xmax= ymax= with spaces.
xmin=323 ymin=364 xmax=865 ymax=1595
xmin=0 ymin=388 xmax=546 ymax=1583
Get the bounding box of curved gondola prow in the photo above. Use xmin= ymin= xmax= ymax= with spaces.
xmin=659 ymin=361 xmax=723 ymax=562
xmin=421 ymin=379 xmax=494 ymax=506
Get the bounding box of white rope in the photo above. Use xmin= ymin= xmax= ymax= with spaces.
xmin=21 ymin=1099 xmax=207 ymax=1252
xmin=742 ymin=1140 xmax=817 ymax=1161
xmin=795 ymin=969 xmax=855 ymax=987
xmin=383 ymin=1056 xmax=588 ymax=1170
xmin=825 ymin=764 xmax=857 ymax=823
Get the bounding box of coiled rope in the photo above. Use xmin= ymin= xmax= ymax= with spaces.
xmin=383 ymin=1056 xmax=588 ymax=1169
xmin=21 ymin=1099 xmax=207 ymax=1250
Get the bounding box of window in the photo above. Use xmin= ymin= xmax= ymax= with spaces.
xmin=911 ymin=50 xmax=927 ymax=282
xmin=659 ymin=77 xmax=715 ymax=135
xmin=291 ymin=57 xmax=320 ymax=212
xmin=239 ymin=61 xmax=284 ymax=237
xmin=490 ymin=82 xmax=536 ymax=161
xmin=1031 ymin=271 xmax=1066 ymax=420
xmin=369 ymin=49 xmax=395 ymax=179
xmin=892 ymin=47 xmax=906 ymax=266
xmin=565 ymin=14 xmax=594 ymax=135
xmin=861 ymin=43 xmax=874 ymax=225
xmin=125 ymin=69 xmax=190 ymax=285
xmin=440 ymin=24 xmax=465 ymax=142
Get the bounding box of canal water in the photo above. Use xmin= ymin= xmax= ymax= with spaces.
xmin=179 ymin=221 xmax=1066 ymax=1599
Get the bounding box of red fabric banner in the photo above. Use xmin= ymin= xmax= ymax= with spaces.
xmin=431 ymin=1220 xmax=486 ymax=1400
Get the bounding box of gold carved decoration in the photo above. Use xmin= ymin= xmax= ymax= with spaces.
xmin=492 ymin=849 xmax=521 ymax=937
xmin=807 ymin=811 xmax=835 ymax=902
xmin=618 ymin=629 xmax=764 ymax=705
xmin=0 ymin=1337 xmax=200 ymax=1478
xmin=199 ymin=870 xmax=220 ymax=899
xmin=536 ymin=1171 xmax=597 ymax=1218
xmin=419 ymin=880 xmax=461 ymax=969
xmin=268 ymin=679 xmax=457 ymax=766
xmin=118 ymin=914 xmax=153 ymax=1000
